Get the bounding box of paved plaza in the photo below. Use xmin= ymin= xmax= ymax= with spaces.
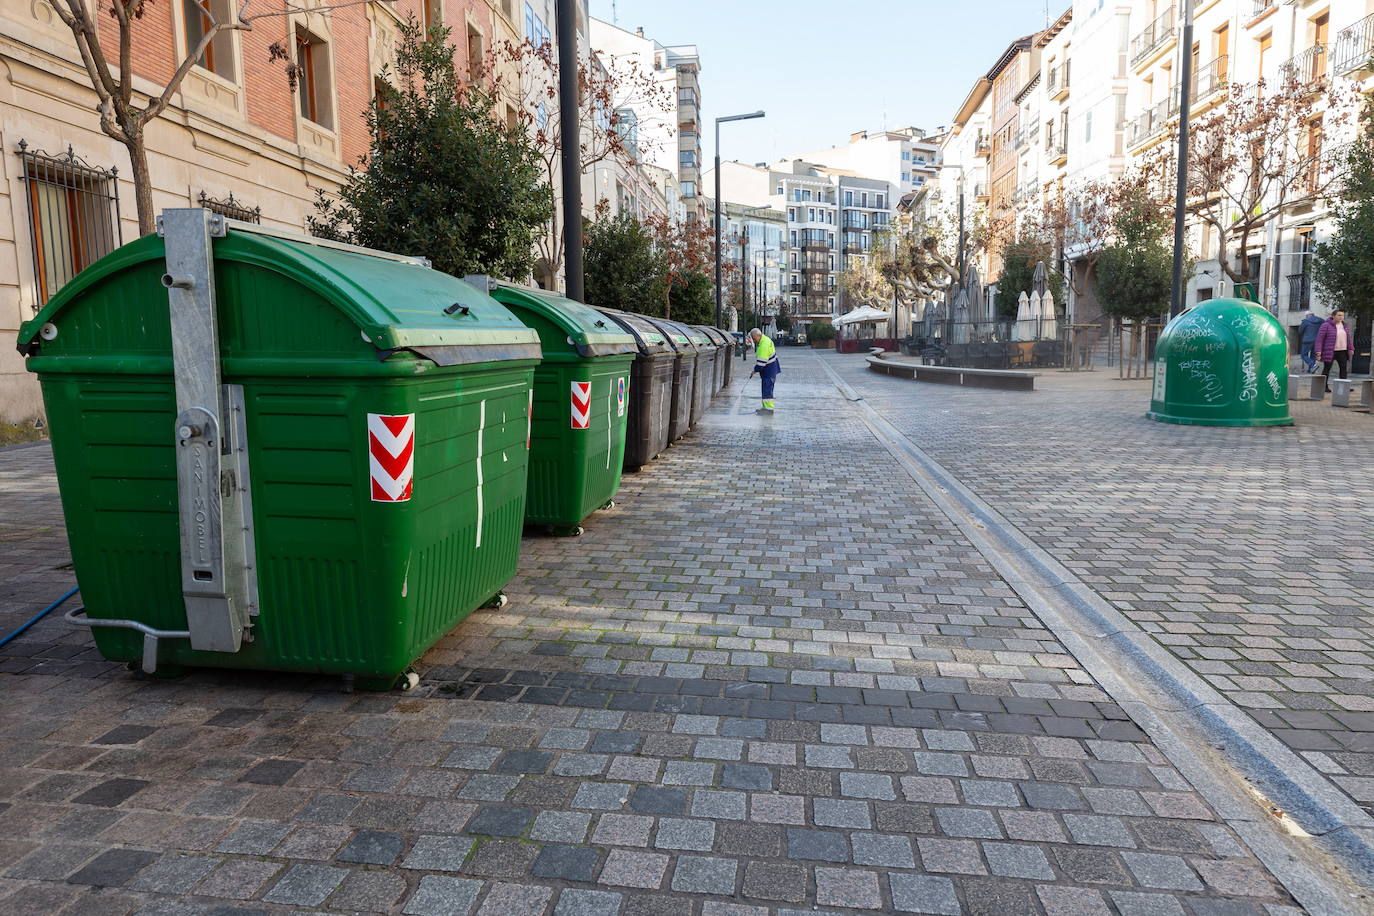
xmin=1 ymin=349 xmax=1360 ymax=914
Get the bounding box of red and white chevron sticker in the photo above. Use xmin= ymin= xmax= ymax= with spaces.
xmin=368 ymin=413 xmax=415 ymax=502
xmin=570 ymin=381 xmax=591 ymax=430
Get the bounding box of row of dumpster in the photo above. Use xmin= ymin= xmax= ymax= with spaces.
xmin=15 ymin=210 xmax=735 ymax=689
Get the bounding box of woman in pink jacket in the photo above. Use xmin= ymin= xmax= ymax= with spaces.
xmin=1314 ymin=310 xmax=1355 ymax=391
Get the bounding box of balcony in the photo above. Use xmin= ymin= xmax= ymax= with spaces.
xmin=1011 ymin=129 xmax=1027 ymax=150
xmin=1250 ymin=0 xmax=1274 ymax=21
xmin=801 ymin=264 xmax=828 ymax=275
xmin=974 ymin=138 xmax=992 ymax=158
xmin=1047 ymin=63 xmax=1070 ymax=100
xmin=843 ymin=244 xmax=862 ymax=255
xmin=1047 ymin=140 xmax=1067 ymax=165
xmin=1130 ymin=6 xmax=1176 ymax=68
xmin=1128 ymin=97 xmax=1176 ymax=148
xmin=842 ymin=216 xmax=867 ymax=230
xmin=1334 ymin=13 xmax=1374 ymax=76
xmin=1283 ymin=44 xmax=1327 ymax=85
xmin=973 ymin=183 xmax=989 ymax=200
xmin=1192 ymin=55 xmax=1228 ymax=104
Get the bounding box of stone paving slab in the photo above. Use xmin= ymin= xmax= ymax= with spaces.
xmin=836 ymin=353 xmax=1374 ymax=818
xmin=0 ymin=366 xmax=1303 ymax=914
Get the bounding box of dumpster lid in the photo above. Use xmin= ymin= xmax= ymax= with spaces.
xmin=697 ymin=326 xmax=730 ymax=347
xmin=485 ymin=282 xmax=637 ymax=358
xmin=683 ymin=325 xmax=714 ymax=349
xmin=595 ymin=308 xmax=672 ymax=356
xmin=643 ymin=317 xmax=704 ymax=352
xmin=16 ymin=221 xmax=541 ymax=363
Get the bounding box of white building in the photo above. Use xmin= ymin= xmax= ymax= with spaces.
xmin=589 ymin=19 xmax=704 ymax=224
xmin=792 ymin=127 xmax=940 ymax=198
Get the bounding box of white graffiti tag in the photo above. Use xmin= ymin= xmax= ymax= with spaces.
xmin=1238 ymin=350 xmax=1258 ymax=402
xmin=1179 ymin=359 xmax=1225 ymax=403
xmin=1266 ymin=370 xmax=1281 ymax=399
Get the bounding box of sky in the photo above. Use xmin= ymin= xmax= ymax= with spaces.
xmin=588 ymin=0 xmax=1062 ymax=167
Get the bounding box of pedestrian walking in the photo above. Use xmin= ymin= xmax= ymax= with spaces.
xmin=1298 ymin=310 xmax=1324 ymax=374
xmin=1314 ymin=309 xmax=1355 ymax=391
xmin=748 ymin=328 xmax=780 ymax=413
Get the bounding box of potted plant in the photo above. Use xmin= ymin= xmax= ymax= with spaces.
xmin=807 ymin=323 xmax=836 ymax=350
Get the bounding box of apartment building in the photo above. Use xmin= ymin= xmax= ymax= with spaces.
xmin=1121 ymin=0 xmax=1374 ymax=329
xmin=0 ymin=0 xmax=588 ymax=423
xmin=936 ymin=1 xmax=1374 ymax=342
xmin=793 ymin=127 xmax=939 ymax=196
xmin=588 ymin=19 xmax=705 ymax=224
xmin=717 ymin=201 xmax=786 ymax=332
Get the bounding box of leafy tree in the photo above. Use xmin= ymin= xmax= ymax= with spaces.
xmin=1094 ymin=182 xmax=1175 ymax=378
xmin=585 ymin=211 xmax=664 ymax=312
xmin=668 ymin=271 xmax=714 ymax=326
xmin=992 ymin=238 xmax=1063 ymax=320
xmin=1313 ymin=90 xmax=1374 ymax=321
xmin=309 ymin=22 xmax=552 ymax=280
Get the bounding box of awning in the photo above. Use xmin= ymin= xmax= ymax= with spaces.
xmin=833 ymin=305 xmax=892 ymax=327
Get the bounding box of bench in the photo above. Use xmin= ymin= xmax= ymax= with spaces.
xmin=1289 ymin=374 xmax=1326 ymax=401
xmin=1330 ymin=377 xmax=1373 ymax=409
xmin=866 ymin=354 xmax=1039 ymax=391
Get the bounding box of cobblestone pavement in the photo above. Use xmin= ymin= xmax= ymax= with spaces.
xmin=0 ymin=360 xmax=1303 ymax=914
xmin=833 ymin=352 xmax=1374 ymax=817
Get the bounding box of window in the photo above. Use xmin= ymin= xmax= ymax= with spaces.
xmin=677 ymin=87 xmax=697 ymax=105
xmin=843 ymin=190 xmax=853 ymax=206
xmin=828 ymin=255 xmax=834 ymax=270
xmin=679 ymin=150 xmax=696 ymax=168
xmin=808 ymin=208 xmax=815 ymax=221
xmin=1084 ymin=110 xmax=1092 ymax=143
xmin=803 ymin=190 xmax=812 ymax=201
xmin=789 ymin=230 xmax=797 ymax=246
xmin=1257 ymin=32 xmax=1271 ymax=80
xmin=295 ymin=27 xmax=333 ymax=128
xmin=793 ymin=189 xmax=802 ymax=202
xmin=787 ymin=208 xmax=795 ymax=221
xmin=901 ymin=172 xmax=909 ymax=183
xmin=828 ymin=232 xmax=834 ymax=247
xmin=466 ymin=24 xmax=484 ymax=81
xmin=423 ymin=0 xmax=441 ymax=29
xmin=183 ymin=0 xmax=236 ymax=80
xmin=876 ymin=194 xmax=885 ymax=208
xmin=681 ymin=181 xmax=696 ymax=198
xmin=860 ymin=192 xmax=868 ymax=207
xmin=776 ymin=184 xmax=783 ymax=195
xmin=902 ymin=150 xmax=911 ymax=161
xmin=524 ymin=3 xmax=550 ymax=47
xmin=17 ymin=142 xmax=122 ymax=307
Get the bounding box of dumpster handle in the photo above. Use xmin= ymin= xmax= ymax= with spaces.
xmin=64 ymin=608 xmax=191 ymax=675
xmin=444 ymin=303 xmax=471 ymax=316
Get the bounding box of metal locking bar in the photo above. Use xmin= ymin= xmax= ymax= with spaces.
xmin=159 ymin=208 xmax=256 ymax=653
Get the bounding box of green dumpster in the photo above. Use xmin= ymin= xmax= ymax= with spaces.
xmin=482 ymin=281 xmax=637 ymax=535
xmin=16 ymin=209 xmax=541 ymax=688
xmin=1147 ymin=297 xmax=1293 ymax=427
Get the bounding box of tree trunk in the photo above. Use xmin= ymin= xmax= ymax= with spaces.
xmin=121 ymin=127 xmax=155 ymax=237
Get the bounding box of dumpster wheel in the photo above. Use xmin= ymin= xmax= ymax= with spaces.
xmin=398 ymin=670 xmax=421 ymax=691
xmin=482 ymin=592 xmax=509 ymax=610
xmin=601 ymin=500 xmax=616 ymax=510
xmin=546 ymin=524 xmax=584 ymax=537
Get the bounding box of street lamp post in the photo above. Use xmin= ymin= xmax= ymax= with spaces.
xmin=714 ymin=110 xmax=765 ymax=329
xmin=556 ymin=0 xmax=583 ymax=301
xmin=1169 ymin=0 xmax=1197 ymax=318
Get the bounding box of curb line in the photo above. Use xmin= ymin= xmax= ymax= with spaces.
xmin=820 ymin=359 xmax=1374 ymax=916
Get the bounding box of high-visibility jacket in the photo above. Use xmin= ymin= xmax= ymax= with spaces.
xmin=754 ymin=335 xmax=778 ymax=373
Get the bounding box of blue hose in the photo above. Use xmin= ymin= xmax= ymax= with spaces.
xmin=0 ymin=586 xmax=80 ymax=649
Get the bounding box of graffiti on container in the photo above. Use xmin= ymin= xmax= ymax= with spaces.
xmin=1171 ymin=321 xmax=1225 ymax=354
xmin=1238 ymin=350 xmax=1258 ymax=401
xmin=1266 ymin=370 xmax=1281 ymax=399
xmin=1178 ymin=359 xmax=1225 ymax=403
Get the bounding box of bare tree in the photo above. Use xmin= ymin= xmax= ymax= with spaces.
xmin=50 ymin=0 xmax=384 ymax=235
xmin=1169 ymin=69 xmax=1358 ymax=286
xmin=489 ymin=38 xmax=673 ymax=285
